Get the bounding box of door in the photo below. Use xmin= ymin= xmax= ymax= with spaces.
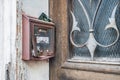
xmin=49 ymin=0 xmax=120 ymax=80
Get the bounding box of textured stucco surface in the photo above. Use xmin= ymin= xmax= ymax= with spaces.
xmin=0 ymin=0 xmax=49 ymax=80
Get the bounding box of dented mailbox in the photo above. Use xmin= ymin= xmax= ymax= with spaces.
xmin=22 ymin=14 xmax=55 ymax=60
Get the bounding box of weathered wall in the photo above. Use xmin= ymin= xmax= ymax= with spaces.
xmin=0 ymin=0 xmax=16 ymax=80
xmin=0 ymin=0 xmax=49 ymax=80
xmin=16 ymin=0 xmax=49 ymax=80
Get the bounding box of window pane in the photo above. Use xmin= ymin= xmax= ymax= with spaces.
xmin=71 ymin=0 xmax=120 ymax=61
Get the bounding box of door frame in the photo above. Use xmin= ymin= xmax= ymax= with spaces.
xmin=49 ymin=0 xmax=69 ymax=80
xmin=49 ymin=0 xmax=120 ymax=80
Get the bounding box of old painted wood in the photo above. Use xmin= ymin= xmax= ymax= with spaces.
xmin=49 ymin=0 xmax=120 ymax=80
xmin=49 ymin=0 xmax=69 ymax=80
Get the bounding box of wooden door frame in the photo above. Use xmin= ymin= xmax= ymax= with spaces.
xmin=49 ymin=0 xmax=120 ymax=80
xmin=49 ymin=0 xmax=69 ymax=80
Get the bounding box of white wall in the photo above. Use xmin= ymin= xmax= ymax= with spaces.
xmin=0 ymin=0 xmax=49 ymax=80
xmin=0 ymin=0 xmax=16 ymax=80
xmin=22 ymin=0 xmax=49 ymax=80
xmin=22 ymin=0 xmax=49 ymax=17
xmin=0 ymin=0 xmax=4 ymax=79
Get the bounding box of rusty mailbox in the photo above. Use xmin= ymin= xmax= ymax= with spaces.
xmin=22 ymin=14 xmax=55 ymax=60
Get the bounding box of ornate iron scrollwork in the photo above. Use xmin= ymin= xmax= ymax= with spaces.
xmin=70 ymin=0 xmax=119 ymax=60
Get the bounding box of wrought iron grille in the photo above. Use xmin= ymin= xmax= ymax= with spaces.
xmin=70 ymin=0 xmax=120 ymax=61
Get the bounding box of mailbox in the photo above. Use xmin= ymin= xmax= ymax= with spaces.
xmin=22 ymin=14 xmax=55 ymax=60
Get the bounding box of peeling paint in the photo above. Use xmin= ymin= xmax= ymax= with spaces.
xmin=16 ymin=0 xmax=49 ymax=80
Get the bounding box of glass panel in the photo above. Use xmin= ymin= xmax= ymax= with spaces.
xmin=31 ymin=25 xmax=53 ymax=57
xmin=72 ymin=0 xmax=90 ymax=58
xmin=71 ymin=0 xmax=120 ymax=61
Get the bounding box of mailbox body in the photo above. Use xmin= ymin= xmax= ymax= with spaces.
xmin=22 ymin=14 xmax=55 ymax=60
